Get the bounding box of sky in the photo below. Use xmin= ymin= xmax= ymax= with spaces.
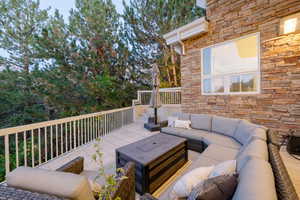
xmin=40 ymin=0 xmax=128 ymax=19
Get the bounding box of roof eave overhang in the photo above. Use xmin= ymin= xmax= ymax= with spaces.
xmin=163 ymin=17 xmax=208 ymax=55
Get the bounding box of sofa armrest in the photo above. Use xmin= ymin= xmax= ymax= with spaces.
xmin=267 ymin=130 xmax=283 ymax=147
xmin=268 ymin=143 xmax=298 ymax=200
xmin=140 ymin=193 xmax=158 ymax=200
xmin=56 ymin=156 xmax=84 ymax=174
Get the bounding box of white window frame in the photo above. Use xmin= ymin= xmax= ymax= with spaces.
xmin=201 ymin=32 xmax=261 ymax=95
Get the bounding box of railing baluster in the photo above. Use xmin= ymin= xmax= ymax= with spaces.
xmin=104 ymin=114 xmax=107 ymax=135
xmin=5 ymin=135 xmax=10 ymax=175
xmin=23 ymin=131 xmax=27 ymax=166
xmin=60 ymin=124 xmax=63 ymax=155
xmin=81 ymin=119 xmax=83 ymax=145
xmin=73 ymin=120 xmax=77 ymax=148
xmin=45 ymin=127 xmax=48 ymax=162
xmin=56 ymin=124 xmax=58 ymax=157
xmin=65 ymin=123 xmax=68 ymax=153
xmin=96 ymin=116 xmax=98 ymax=138
xmin=31 ymin=130 xmax=35 ymax=167
xmin=15 ymin=133 xmax=19 ymax=167
xmin=69 ymin=122 xmax=72 ymax=149
xmin=84 ymin=118 xmax=87 ymax=144
xmin=50 ymin=125 xmax=53 ymax=159
xmin=92 ymin=117 xmax=95 ymax=140
xmin=38 ymin=128 xmax=41 ymax=165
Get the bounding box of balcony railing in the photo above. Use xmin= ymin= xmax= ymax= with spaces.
xmin=132 ymin=87 xmax=181 ymax=105
xmin=0 ymin=107 xmax=134 ymax=176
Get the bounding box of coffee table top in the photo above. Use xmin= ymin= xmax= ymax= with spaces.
xmin=116 ymin=133 xmax=186 ymax=165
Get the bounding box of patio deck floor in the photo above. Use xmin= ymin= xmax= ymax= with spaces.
xmin=39 ymin=119 xmax=156 ymax=175
xmin=39 ymin=110 xmax=199 ymax=199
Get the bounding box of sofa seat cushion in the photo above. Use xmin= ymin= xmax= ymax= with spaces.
xmin=212 ymin=116 xmax=240 ymax=137
xmin=190 ymin=114 xmax=212 ymax=131
xmin=201 ymin=144 xmax=239 ymax=162
xmin=6 ymin=167 xmax=95 ymax=200
xmin=192 ymin=155 xmax=220 ymax=168
xmin=234 ymin=120 xmax=267 ymax=145
xmin=232 ymin=158 xmax=277 ymax=200
xmin=202 ymin=133 xmax=242 ymax=150
xmin=161 ymin=127 xmax=210 ymax=141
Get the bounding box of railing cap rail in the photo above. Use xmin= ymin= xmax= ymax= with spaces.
xmin=0 ymin=106 xmax=133 ymax=136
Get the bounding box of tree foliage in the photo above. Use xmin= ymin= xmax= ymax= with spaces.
xmin=123 ymin=0 xmax=205 ymax=87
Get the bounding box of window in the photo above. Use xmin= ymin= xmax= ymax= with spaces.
xmin=201 ymin=33 xmax=260 ymax=95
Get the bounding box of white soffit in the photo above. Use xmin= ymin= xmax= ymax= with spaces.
xmin=163 ymin=17 xmax=208 ymax=46
xmin=197 ymin=0 xmax=207 ymax=9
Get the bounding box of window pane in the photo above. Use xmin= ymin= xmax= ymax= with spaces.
xmin=241 ymin=74 xmax=257 ymax=92
xmin=211 ymin=35 xmax=258 ymax=75
xmin=213 ymin=78 xmax=224 ymax=93
xmin=203 ymin=78 xmax=211 ymax=93
xmin=230 ymin=75 xmax=240 ymax=92
xmin=203 ymin=48 xmax=211 ymax=75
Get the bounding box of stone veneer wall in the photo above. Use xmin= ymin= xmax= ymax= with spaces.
xmin=181 ymin=0 xmax=300 ymax=134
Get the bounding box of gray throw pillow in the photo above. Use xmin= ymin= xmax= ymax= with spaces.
xmin=187 ymin=174 xmax=238 ymax=200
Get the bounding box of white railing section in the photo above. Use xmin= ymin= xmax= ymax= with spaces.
xmin=0 ymin=107 xmax=134 ymax=175
xmin=132 ymin=87 xmax=181 ymax=106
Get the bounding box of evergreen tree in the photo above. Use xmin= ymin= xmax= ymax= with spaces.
xmin=123 ymin=0 xmax=205 ymax=87
xmin=0 ymin=0 xmax=49 ymax=72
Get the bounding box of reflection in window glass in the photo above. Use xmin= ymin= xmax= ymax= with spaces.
xmin=213 ymin=78 xmax=224 ymax=93
xmin=230 ymin=76 xmax=240 ymax=92
xmin=241 ymin=74 xmax=256 ymax=92
xmin=203 ymin=78 xmax=211 ymax=93
xmin=203 ymin=48 xmax=211 ymax=75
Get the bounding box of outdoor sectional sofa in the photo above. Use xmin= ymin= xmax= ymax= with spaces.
xmin=141 ymin=113 xmax=299 ymax=200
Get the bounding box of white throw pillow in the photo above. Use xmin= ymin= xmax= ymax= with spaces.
xmin=171 ymin=166 xmax=214 ymax=198
xmin=168 ymin=116 xmax=178 ymax=127
xmin=209 ymin=160 xmax=236 ymax=178
xmin=174 ymin=119 xmax=191 ymax=129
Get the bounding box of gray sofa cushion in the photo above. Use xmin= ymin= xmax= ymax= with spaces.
xmin=202 ymin=133 xmax=242 ymax=150
xmin=236 ymin=139 xmax=269 ymax=163
xmin=201 ymin=144 xmax=239 ymax=162
xmin=234 ymin=120 xmax=267 ymax=145
xmin=191 ymin=114 xmax=212 ymax=131
xmin=232 ymin=158 xmax=277 ymax=200
xmin=6 ymin=167 xmax=95 ymax=200
xmin=172 ymin=112 xmax=191 ymax=120
xmin=192 ymin=155 xmax=220 ymax=168
xmin=212 ymin=116 xmax=240 ymax=138
xmin=161 ymin=127 xmax=209 ymax=141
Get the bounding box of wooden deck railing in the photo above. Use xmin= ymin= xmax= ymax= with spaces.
xmin=0 ymin=107 xmax=134 ymax=176
xmin=132 ymin=87 xmax=181 ymax=105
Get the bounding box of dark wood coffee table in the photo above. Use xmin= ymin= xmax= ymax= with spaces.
xmin=116 ymin=133 xmax=188 ymax=195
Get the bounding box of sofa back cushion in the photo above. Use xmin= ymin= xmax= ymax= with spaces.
xmin=191 ymin=114 xmax=212 ymax=131
xmin=234 ymin=120 xmax=267 ymax=145
xmin=236 ymin=139 xmax=268 ymax=166
xmin=172 ymin=112 xmax=190 ymax=120
xmin=6 ymin=167 xmax=95 ymax=200
xmin=232 ymin=158 xmax=277 ymax=200
xmin=212 ymin=116 xmax=240 ymax=137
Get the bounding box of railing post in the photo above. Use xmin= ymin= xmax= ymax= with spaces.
xmin=5 ymin=135 xmax=10 ymax=175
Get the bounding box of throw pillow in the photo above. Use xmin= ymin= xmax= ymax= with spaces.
xmin=174 ymin=119 xmax=191 ymax=129
xmin=168 ymin=116 xmax=178 ymax=127
xmin=170 ymin=166 xmax=214 ymax=198
xmin=209 ymin=160 xmax=236 ymax=178
xmin=187 ymin=174 xmax=238 ymax=200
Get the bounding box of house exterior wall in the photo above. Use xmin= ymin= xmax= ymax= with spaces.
xmin=181 ymin=0 xmax=300 ymax=134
